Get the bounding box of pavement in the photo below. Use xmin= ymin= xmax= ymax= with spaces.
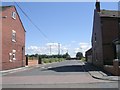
xmin=1 ymin=62 xmax=58 ymax=76
xmin=83 ymin=62 xmax=120 ymax=81
xmin=1 ymin=64 xmax=42 ymax=76
xmin=1 ymin=61 xmax=120 ymax=81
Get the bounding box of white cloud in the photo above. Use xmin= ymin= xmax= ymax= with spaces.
xmin=25 ymin=42 xmax=92 ymax=57
xmin=79 ymin=43 xmax=89 ymax=49
xmin=74 ymin=48 xmax=81 ymax=53
xmin=78 ymin=42 xmax=92 ymax=56
xmin=26 ymin=43 xmax=69 ymax=55
xmin=26 ymin=46 xmax=47 ymax=55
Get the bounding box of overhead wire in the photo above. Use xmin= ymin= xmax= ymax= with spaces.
xmin=14 ymin=2 xmax=65 ymax=55
xmin=14 ymin=1 xmax=50 ymax=42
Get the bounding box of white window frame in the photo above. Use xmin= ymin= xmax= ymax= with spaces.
xmin=12 ymin=50 xmax=16 ymax=60
xmin=12 ymin=12 xmax=16 ymax=19
xmin=12 ymin=30 xmax=16 ymax=42
xmin=9 ymin=53 xmax=12 ymax=62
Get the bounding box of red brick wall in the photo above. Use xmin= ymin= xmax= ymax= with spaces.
xmin=1 ymin=6 xmax=25 ymax=70
xmin=92 ymin=10 xmax=119 ymax=67
xmin=92 ymin=10 xmax=104 ymax=67
xmin=28 ymin=60 xmax=38 ymax=66
xmin=104 ymin=60 xmax=120 ymax=76
xmin=0 ymin=11 xmax=2 ymax=70
xmin=85 ymin=48 xmax=92 ymax=63
xmin=101 ymin=18 xmax=119 ymax=65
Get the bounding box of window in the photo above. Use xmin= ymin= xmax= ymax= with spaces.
xmin=9 ymin=53 xmax=12 ymax=62
xmin=13 ymin=53 xmax=16 ymax=60
xmin=95 ymin=33 xmax=97 ymax=42
xmin=12 ymin=12 xmax=16 ymax=19
xmin=12 ymin=30 xmax=16 ymax=42
xmin=12 ymin=50 xmax=16 ymax=60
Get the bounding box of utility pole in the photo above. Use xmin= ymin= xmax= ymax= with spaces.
xmin=58 ymin=43 xmax=60 ymax=55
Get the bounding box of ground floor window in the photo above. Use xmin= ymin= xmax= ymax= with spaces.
xmin=9 ymin=53 xmax=12 ymax=62
xmin=9 ymin=50 xmax=16 ymax=62
xmin=12 ymin=50 xmax=16 ymax=60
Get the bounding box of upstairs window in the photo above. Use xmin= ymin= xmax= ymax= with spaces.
xmin=12 ymin=30 xmax=16 ymax=42
xmin=12 ymin=12 xmax=16 ymax=19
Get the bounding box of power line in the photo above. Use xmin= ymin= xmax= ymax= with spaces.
xmin=14 ymin=2 xmax=50 ymax=42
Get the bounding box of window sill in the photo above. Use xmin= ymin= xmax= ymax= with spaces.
xmin=9 ymin=60 xmax=12 ymax=62
xmin=12 ymin=17 xmax=16 ymax=20
xmin=12 ymin=39 xmax=16 ymax=43
xmin=13 ymin=58 xmax=16 ymax=60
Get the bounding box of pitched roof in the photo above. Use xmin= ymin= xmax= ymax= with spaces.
xmin=0 ymin=6 xmax=14 ymax=12
xmin=0 ymin=5 xmax=26 ymax=32
xmin=99 ymin=10 xmax=120 ymax=18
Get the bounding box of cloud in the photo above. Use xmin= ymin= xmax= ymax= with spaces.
xmin=78 ymin=42 xmax=92 ymax=56
xmin=26 ymin=46 xmax=47 ymax=55
xmin=26 ymin=43 xmax=69 ymax=55
xmin=74 ymin=48 xmax=80 ymax=53
xmin=25 ymin=42 xmax=92 ymax=57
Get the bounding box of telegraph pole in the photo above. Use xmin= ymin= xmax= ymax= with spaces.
xmin=58 ymin=43 xmax=60 ymax=55
xmin=50 ymin=45 xmax=51 ymax=55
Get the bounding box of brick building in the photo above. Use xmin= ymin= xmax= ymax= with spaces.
xmin=86 ymin=1 xmax=120 ymax=67
xmin=0 ymin=6 xmax=26 ymax=70
xmin=85 ymin=48 xmax=92 ymax=64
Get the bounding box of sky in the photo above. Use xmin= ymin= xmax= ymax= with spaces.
xmin=2 ymin=1 xmax=118 ymax=57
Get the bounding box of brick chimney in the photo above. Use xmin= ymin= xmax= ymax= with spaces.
xmin=95 ymin=0 xmax=100 ymax=12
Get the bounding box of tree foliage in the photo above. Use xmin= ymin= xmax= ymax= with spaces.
xmin=63 ymin=52 xmax=70 ymax=59
xmin=27 ymin=53 xmax=71 ymax=59
xmin=76 ymin=52 xmax=83 ymax=60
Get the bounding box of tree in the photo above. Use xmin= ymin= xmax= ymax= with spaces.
xmin=76 ymin=52 xmax=83 ymax=60
xmin=63 ymin=52 xmax=70 ymax=59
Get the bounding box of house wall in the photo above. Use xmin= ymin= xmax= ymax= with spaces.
xmin=85 ymin=48 xmax=92 ymax=63
xmin=101 ymin=18 xmax=119 ymax=65
xmin=87 ymin=55 xmax=92 ymax=63
xmin=92 ymin=10 xmax=103 ymax=67
xmin=1 ymin=6 xmax=25 ymax=70
xmin=104 ymin=60 xmax=120 ymax=76
xmin=0 ymin=10 xmax=2 ymax=70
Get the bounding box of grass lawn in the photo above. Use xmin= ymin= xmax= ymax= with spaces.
xmin=42 ymin=58 xmax=65 ymax=63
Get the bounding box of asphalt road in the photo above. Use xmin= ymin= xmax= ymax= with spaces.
xmin=2 ymin=60 xmax=119 ymax=89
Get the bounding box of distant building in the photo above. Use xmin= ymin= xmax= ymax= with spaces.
xmin=0 ymin=6 xmax=26 ymax=70
xmin=85 ymin=48 xmax=92 ymax=63
xmin=86 ymin=1 xmax=120 ymax=67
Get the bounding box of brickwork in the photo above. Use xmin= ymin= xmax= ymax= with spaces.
xmin=85 ymin=48 xmax=92 ymax=63
xmin=102 ymin=18 xmax=119 ymax=65
xmin=28 ymin=60 xmax=38 ymax=66
xmin=92 ymin=10 xmax=103 ymax=67
xmin=104 ymin=59 xmax=120 ymax=76
xmin=1 ymin=6 xmax=25 ymax=70
xmin=91 ymin=9 xmax=120 ymax=67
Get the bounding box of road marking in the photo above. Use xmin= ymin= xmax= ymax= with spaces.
xmin=41 ymin=67 xmax=45 ymax=69
xmin=47 ymin=66 xmax=52 ymax=68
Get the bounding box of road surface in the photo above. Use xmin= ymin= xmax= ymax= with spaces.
xmin=2 ymin=60 xmax=119 ymax=88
